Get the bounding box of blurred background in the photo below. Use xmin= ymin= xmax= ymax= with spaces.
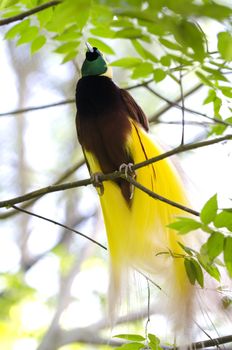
xmin=0 ymin=1 xmax=232 ymax=349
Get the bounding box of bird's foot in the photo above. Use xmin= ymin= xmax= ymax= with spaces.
xmin=119 ymin=162 xmax=136 ymax=179
xmin=91 ymin=172 xmax=104 ymax=196
xmin=119 ymin=163 xmax=136 ymax=200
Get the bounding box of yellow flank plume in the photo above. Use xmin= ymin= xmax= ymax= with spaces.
xmin=85 ymin=119 xmax=194 ymax=337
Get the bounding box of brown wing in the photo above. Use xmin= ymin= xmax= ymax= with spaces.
xmin=120 ymin=88 xmax=149 ymax=132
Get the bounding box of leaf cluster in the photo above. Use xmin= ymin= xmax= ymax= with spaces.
xmin=1 ymin=0 xmax=231 ymax=134
xmin=169 ymin=194 xmax=232 ymax=289
xmin=114 ymin=333 xmax=162 ymax=350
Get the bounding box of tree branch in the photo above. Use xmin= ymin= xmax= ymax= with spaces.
xmin=0 ymin=177 xmax=91 ymax=208
xmin=146 ymin=85 xmax=232 ymax=127
xmin=0 ymin=99 xmax=75 ymax=117
xmin=126 ymin=175 xmax=199 ymax=216
xmin=12 ymin=205 xmax=107 ymax=250
xmin=0 ymin=79 xmax=154 ymax=117
xmin=179 ymin=334 xmax=232 ymax=350
xmin=0 ymin=1 xmax=61 ymax=26
xmin=0 ymin=134 xmax=231 ymax=209
xmin=179 ymin=69 xmax=185 ymax=145
xmin=0 ymin=159 xmax=85 ymax=219
xmin=132 ymin=134 xmax=232 ymax=171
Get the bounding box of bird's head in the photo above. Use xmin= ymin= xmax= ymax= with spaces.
xmin=81 ymin=43 xmax=113 ymax=78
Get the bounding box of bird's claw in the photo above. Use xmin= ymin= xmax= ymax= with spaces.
xmin=119 ymin=162 xmax=136 ymax=179
xmin=119 ymin=163 xmax=136 ymax=200
xmin=91 ymin=172 xmax=104 ymax=196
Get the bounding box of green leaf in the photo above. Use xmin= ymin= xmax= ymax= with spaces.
xmin=194 ymin=260 xmax=204 ymax=288
xmin=202 ymin=66 xmax=228 ymax=82
xmin=114 ymin=8 xmax=157 ymax=23
xmin=114 ymin=334 xmax=145 ymax=341
xmin=54 ymin=41 xmax=79 ymax=54
xmin=31 ymin=35 xmax=46 ymax=54
xmin=160 ymin=55 xmax=172 ymax=67
xmin=184 ymin=258 xmax=196 ymax=285
xmin=168 ymin=217 xmax=202 ymax=234
xmin=214 ymin=210 xmax=232 ymax=231
xmin=17 ymin=26 xmax=39 ymax=46
xmin=197 ymin=252 xmax=221 ymax=281
xmin=200 ymin=2 xmax=232 ymax=20
xmin=195 ymin=71 xmax=214 ymax=87
xmin=115 ymin=28 xmax=143 ymax=39
xmin=54 ymin=25 xmax=81 ymax=41
xmin=224 ymin=237 xmax=232 ymax=277
xmin=207 ymin=232 xmax=224 ymax=261
xmin=62 ymin=51 xmax=78 ymax=64
xmin=4 ymin=19 xmax=30 ymax=40
xmin=178 ymin=242 xmax=195 ymax=256
xmin=110 ymin=57 xmax=142 ymax=68
xmin=90 ymin=4 xmax=113 ymax=26
xmin=220 ymin=87 xmax=232 ymax=98
xmin=90 ymin=27 xmax=115 ymax=38
xmin=159 ymin=38 xmax=182 ymax=51
xmin=169 ymin=54 xmax=192 ymax=66
xmin=88 ymin=38 xmax=115 ymax=55
xmin=203 ymin=89 xmax=216 ymax=105
xmin=213 ymin=97 xmax=222 ymax=117
xmin=111 ymin=18 xmax=133 ymax=28
xmin=0 ymin=0 xmax=18 ymax=9
xmin=148 ymin=333 xmax=160 ymax=345
xmin=46 ymin=0 xmax=90 ymax=33
xmin=132 ymin=40 xmax=158 ymax=62
xmin=200 ymin=194 xmax=218 ymax=225
xmin=218 ymin=32 xmax=232 ymax=61
xmin=131 ymin=62 xmax=153 ymax=79
xmin=153 ymin=69 xmax=166 ymax=82
xmin=37 ymin=7 xmax=53 ymax=27
xmin=173 ymin=20 xmax=206 ymax=62
xmin=145 ymin=22 xmax=167 ymax=36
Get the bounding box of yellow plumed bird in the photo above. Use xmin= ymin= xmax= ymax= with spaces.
xmin=75 ymin=44 xmax=195 ymax=342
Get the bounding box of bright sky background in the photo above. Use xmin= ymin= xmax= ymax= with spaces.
xmin=0 ymin=10 xmax=232 ymax=349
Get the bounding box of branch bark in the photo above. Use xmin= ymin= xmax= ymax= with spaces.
xmin=146 ymin=86 xmax=232 ymax=127
xmin=0 ymin=159 xmax=85 ymax=219
xmin=12 ymin=205 xmax=107 ymax=250
xmin=0 ymin=99 xmax=75 ymax=117
xmin=126 ymin=175 xmax=199 ymax=216
xmin=1 ymin=134 xmax=231 ymax=210
xmin=0 ymin=1 xmax=61 ymax=26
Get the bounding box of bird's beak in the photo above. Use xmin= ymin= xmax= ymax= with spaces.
xmin=85 ymin=42 xmax=94 ymax=52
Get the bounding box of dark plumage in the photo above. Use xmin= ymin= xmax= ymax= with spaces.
xmin=75 ymin=75 xmax=149 ymax=202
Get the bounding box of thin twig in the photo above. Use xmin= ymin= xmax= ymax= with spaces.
xmin=0 ymin=80 xmax=153 ymax=117
xmin=145 ymin=279 xmax=151 ymax=346
xmin=146 ymin=85 xmax=232 ymax=127
xmin=12 ymin=205 xmax=107 ymax=250
xmin=150 ymin=83 xmax=203 ymax=123
xmin=125 ymin=175 xmax=200 ymax=216
xmin=0 ymin=159 xmax=85 ymax=219
xmin=0 ymin=1 xmax=61 ymax=26
xmin=0 ymin=81 xmax=225 ymax=130
xmin=132 ymin=134 xmax=232 ymax=172
xmin=0 ymin=99 xmax=75 ymax=117
xmin=181 ymin=334 xmax=232 ymax=350
xmin=0 ymin=177 xmax=91 ymax=208
xmin=179 ymin=69 xmax=185 ymax=145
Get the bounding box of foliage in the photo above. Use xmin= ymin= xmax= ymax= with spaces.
xmin=0 ymin=0 xmax=232 ymax=136
xmin=169 ymin=194 xmax=232 ymax=287
xmin=0 ymin=0 xmax=232 ymax=350
xmin=114 ymin=333 xmax=162 ymax=350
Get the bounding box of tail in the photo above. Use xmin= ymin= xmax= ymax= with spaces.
xmin=97 ymin=120 xmax=194 ymax=339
